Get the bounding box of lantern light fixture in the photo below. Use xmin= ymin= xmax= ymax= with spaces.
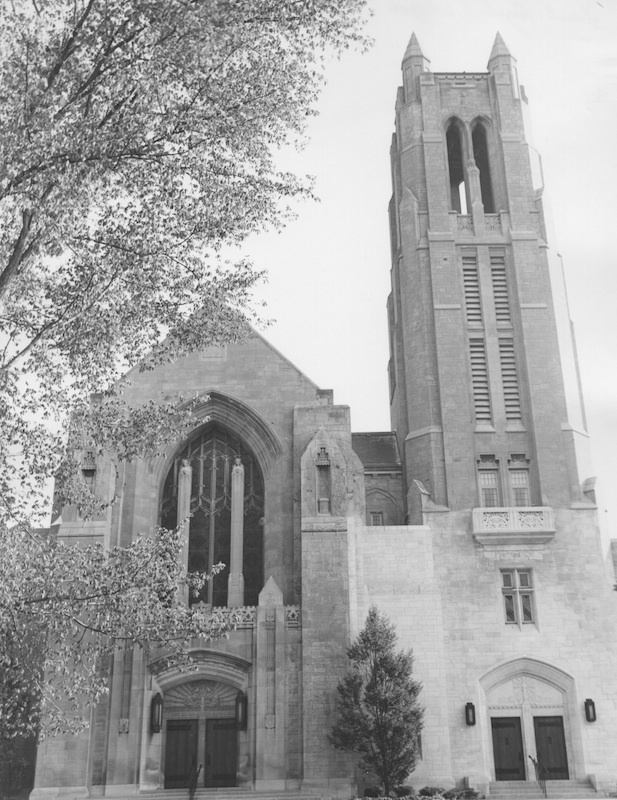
xmin=236 ymin=690 xmax=248 ymax=730
xmin=150 ymin=692 xmax=163 ymax=734
xmin=465 ymin=702 xmax=476 ymax=726
xmin=584 ymin=698 xmax=596 ymax=723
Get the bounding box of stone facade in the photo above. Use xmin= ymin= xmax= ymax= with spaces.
xmin=32 ymin=34 xmax=617 ymax=799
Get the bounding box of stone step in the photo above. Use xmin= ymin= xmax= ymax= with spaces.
xmin=136 ymin=791 xmax=321 ymax=800
xmin=489 ymin=782 xmax=545 ymax=799
xmin=489 ymin=779 xmax=597 ymax=799
xmin=544 ymin=781 xmax=598 ymax=799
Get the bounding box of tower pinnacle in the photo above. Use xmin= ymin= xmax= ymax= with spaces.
xmin=487 ymin=32 xmax=515 ymax=69
xmin=402 ymin=32 xmax=426 ymax=63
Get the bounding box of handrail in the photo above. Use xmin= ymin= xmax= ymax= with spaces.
xmin=528 ymin=754 xmax=548 ymax=798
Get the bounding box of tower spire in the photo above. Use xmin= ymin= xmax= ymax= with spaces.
xmin=401 ymin=33 xmax=430 ymax=102
xmin=402 ymin=32 xmax=427 ymax=64
xmin=487 ymin=32 xmax=515 ymax=71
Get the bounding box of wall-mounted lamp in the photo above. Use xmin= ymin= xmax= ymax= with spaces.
xmin=235 ymin=690 xmax=248 ymax=730
xmin=150 ymin=692 xmax=163 ymax=734
xmin=584 ymin=698 xmax=596 ymax=723
xmin=465 ymin=702 xmax=476 ymax=726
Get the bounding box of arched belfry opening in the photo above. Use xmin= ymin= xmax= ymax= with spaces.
xmin=471 ymin=122 xmax=495 ymax=213
xmin=161 ymin=425 xmax=264 ymax=607
xmin=446 ymin=120 xmax=468 ymax=213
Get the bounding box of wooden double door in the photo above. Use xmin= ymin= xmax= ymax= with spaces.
xmin=492 ymin=716 xmax=569 ymax=781
xmin=164 ymin=718 xmax=238 ymax=788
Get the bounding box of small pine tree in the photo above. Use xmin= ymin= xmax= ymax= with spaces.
xmin=329 ymin=607 xmax=424 ymax=795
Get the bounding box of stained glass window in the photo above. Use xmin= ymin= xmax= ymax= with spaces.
xmin=161 ymin=426 xmax=264 ymax=607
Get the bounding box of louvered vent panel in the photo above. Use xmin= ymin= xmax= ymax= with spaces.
xmin=491 ymin=253 xmax=510 ymax=324
xmin=462 ymin=254 xmax=482 ymax=325
xmin=469 ymin=339 xmax=491 ymax=422
xmin=499 ymin=339 xmax=522 ymax=420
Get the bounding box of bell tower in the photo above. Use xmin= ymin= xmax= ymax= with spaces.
xmin=388 ymin=33 xmax=587 ymax=520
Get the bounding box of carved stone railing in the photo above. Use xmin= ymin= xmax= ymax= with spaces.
xmin=457 ymin=214 xmax=474 ymax=232
xmin=192 ymin=604 xmax=301 ymax=630
xmin=485 ymin=213 xmax=501 ymax=232
xmin=472 ymin=507 xmax=556 ymax=546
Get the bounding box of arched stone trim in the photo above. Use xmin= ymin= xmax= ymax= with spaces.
xmin=470 ymin=114 xmax=493 ymax=132
xmin=477 ymin=657 xmax=586 ymax=782
xmin=479 ymin=656 xmax=575 ymax=695
xmin=150 ymin=649 xmax=251 ymax=692
xmin=366 ymin=487 xmax=399 ymax=505
xmin=365 ymin=487 xmax=401 ymax=525
xmin=142 ymin=650 xmax=253 ymax=791
xmin=150 ymin=389 xmax=283 ymax=487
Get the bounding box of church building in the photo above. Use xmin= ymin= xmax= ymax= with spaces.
xmin=32 ymin=34 xmax=617 ymax=799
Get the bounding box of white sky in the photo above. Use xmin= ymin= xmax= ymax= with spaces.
xmin=242 ymin=0 xmax=617 ymax=538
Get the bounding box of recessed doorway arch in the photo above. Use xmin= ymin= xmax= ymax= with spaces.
xmin=163 ymin=679 xmax=239 ymax=789
xmin=479 ymin=657 xmax=585 ymax=782
xmin=143 ymin=650 xmax=253 ymax=791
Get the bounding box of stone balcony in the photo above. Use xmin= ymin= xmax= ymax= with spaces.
xmin=472 ymin=506 xmax=556 ymax=546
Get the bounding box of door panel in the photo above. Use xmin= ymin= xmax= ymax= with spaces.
xmin=534 ymin=716 xmax=569 ymax=780
xmin=165 ymin=719 xmax=198 ymax=789
xmin=204 ymin=718 xmax=237 ymax=788
xmin=492 ymin=717 xmax=526 ymax=780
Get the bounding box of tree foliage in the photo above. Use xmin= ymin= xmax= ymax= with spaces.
xmin=0 ymin=0 xmax=369 ymax=507
xmin=330 ymin=607 xmax=424 ymax=795
xmin=1 ymin=519 xmax=243 ymax=739
xmin=0 ymin=0 xmax=369 ymax=739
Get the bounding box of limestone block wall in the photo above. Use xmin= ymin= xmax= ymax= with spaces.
xmin=350 ymin=523 xmax=455 ymax=788
xmin=349 ymin=509 xmax=617 ymax=791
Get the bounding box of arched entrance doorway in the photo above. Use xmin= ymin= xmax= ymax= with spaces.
xmin=163 ymin=680 xmax=240 ymax=789
xmin=480 ymin=658 xmax=583 ymax=783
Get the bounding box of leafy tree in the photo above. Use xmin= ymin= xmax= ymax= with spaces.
xmin=0 ymin=0 xmax=369 ymax=512
xmin=0 ymin=0 xmax=369 ymax=739
xmin=330 ymin=607 xmax=424 ymax=796
xmin=1 ymin=522 xmax=237 ymax=739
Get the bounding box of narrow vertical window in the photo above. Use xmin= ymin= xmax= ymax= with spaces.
xmin=479 ymin=470 xmax=500 ymax=507
xmin=470 ymin=338 xmax=491 ymax=423
xmin=510 ymin=470 xmax=530 ymax=506
xmin=370 ymin=511 xmax=384 ymax=526
xmin=490 ymin=250 xmax=510 ymax=325
xmin=501 ymin=569 xmax=534 ymax=625
xmin=508 ymin=454 xmax=531 ymax=506
xmin=478 ymin=455 xmax=500 ymax=507
xmin=447 ymin=122 xmax=467 ymax=213
xmin=472 ymin=123 xmax=495 ymax=213
xmin=499 ymin=338 xmax=521 ymax=420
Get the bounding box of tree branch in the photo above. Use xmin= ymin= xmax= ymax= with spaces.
xmin=45 ymin=0 xmax=97 ymax=92
xmin=0 ymin=210 xmax=34 ymax=300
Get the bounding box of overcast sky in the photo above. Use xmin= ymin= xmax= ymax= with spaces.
xmin=242 ymin=0 xmax=617 ymax=539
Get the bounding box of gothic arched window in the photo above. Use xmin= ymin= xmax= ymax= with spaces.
xmin=471 ymin=122 xmax=495 ymax=213
xmin=161 ymin=426 xmax=264 ymax=607
xmin=446 ymin=121 xmax=468 ymax=213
